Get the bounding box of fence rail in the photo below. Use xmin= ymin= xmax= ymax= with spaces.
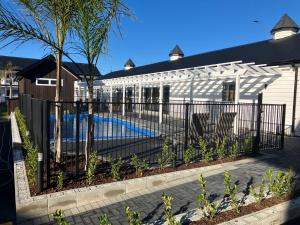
xmin=19 ymin=94 xmax=286 ymax=191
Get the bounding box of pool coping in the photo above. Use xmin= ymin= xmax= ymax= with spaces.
xmin=11 ymin=112 xmax=275 ymax=223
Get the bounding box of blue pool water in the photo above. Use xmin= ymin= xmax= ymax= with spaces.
xmin=50 ymin=114 xmax=156 ymax=141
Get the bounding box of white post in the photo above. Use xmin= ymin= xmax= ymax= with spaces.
xmin=138 ymin=82 xmax=142 ymax=119
xmin=159 ymin=82 xmax=163 ymax=124
xmin=110 ymin=86 xmax=113 ymax=114
xmin=189 ymin=71 xmax=196 ymax=103
xmin=122 ymin=84 xmax=126 ymax=116
xmin=235 ymin=73 xmax=240 ymax=104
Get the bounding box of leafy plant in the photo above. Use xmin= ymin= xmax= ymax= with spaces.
xmin=125 ymin=206 xmax=141 ymax=225
xmin=243 ymin=135 xmax=252 ymax=154
xmin=110 ymin=157 xmax=124 ymax=180
xmin=215 ymin=138 xmax=226 ymax=159
xmin=86 ymin=151 xmax=98 ymax=185
xmin=99 ymin=213 xmax=112 ymax=225
xmin=162 ymin=193 xmax=181 ymax=225
xmin=249 ymin=175 xmax=266 ymax=203
xmin=198 ymin=136 xmax=212 ymax=162
xmin=130 ymin=154 xmax=149 ymax=176
xmin=57 ymin=170 xmax=64 ymax=190
xmin=230 ymin=142 xmax=239 ymax=158
xmin=224 ymin=170 xmax=239 ymax=213
xmin=183 ymin=144 xmax=195 ymax=164
xmin=53 ymin=209 xmax=69 ymax=225
xmin=157 ymin=142 xmax=174 ymax=170
xmin=266 ymin=168 xmax=295 ymax=197
xmin=197 ymin=174 xmax=219 ymax=219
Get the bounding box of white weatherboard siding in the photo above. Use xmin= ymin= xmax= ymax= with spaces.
xmin=262 ymin=66 xmax=297 ymax=135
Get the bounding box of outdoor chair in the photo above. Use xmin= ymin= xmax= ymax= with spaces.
xmin=214 ymin=112 xmax=237 ymax=140
xmin=189 ymin=113 xmax=210 ymax=143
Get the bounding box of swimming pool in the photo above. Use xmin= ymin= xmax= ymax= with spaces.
xmin=50 ymin=114 xmax=156 ymax=141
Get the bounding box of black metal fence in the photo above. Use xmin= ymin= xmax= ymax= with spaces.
xmin=19 ymin=94 xmax=286 ymax=190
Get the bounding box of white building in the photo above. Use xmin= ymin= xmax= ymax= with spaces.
xmin=75 ymin=14 xmax=300 ymax=136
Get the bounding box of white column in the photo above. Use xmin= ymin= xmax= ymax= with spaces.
xmin=189 ymin=73 xmax=195 ymax=103
xmin=122 ymin=85 xmax=126 ymax=116
xmin=235 ymin=73 xmax=240 ymax=104
xmin=110 ymin=86 xmax=113 ymax=114
xmin=138 ymin=82 xmax=142 ymax=118
xmin=159 ymin=82 xmax=163 ymax=124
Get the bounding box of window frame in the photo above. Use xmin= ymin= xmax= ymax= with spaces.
xmin=222 ymin=81 xmax=235 ymax=102
xmin=35 ymin=78 xmax=63 ymax=87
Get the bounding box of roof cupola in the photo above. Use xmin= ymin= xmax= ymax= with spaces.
xmin=169 ymin=45 xmax=184 ymax=61
xmin=124 ymin=58 xmax=135 ymax=70
xmin=271 ymin=14 xmax=299 ymax=40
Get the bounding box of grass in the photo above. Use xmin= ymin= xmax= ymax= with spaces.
xmin=0 ymin=111 xmax=8 ymax=117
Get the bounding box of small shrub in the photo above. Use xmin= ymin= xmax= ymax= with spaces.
xmin=249 ymin=175 xmax=266 ymax=203
xmin=99 ymin=213 xmax=112 ymax=225
xmin=110 ymin=157 xmax=124 ymax=180
xmin=53 ymin=209 xmax=69 ymax=225
xmin=162 ymin=193 xmax=181 ymax=225
xmin=243 ymin=135 xmax=252 ymax=153
xmin=125 ymin=206 xmax=141 ymax=225
xmin=267 ymin=168 xmax=295 ymax=197
xmin=130 ymin=154 xmax=149 ymax=176
xmin=86 ymin=151 xmax=98 ymax=185
xmin=230 ymin=142 xmax=239 ymax=158
xmin=224 ymin=170 xmax=239 ymax=213
xmin=57 ymin=170 xmax=64 ymax=190
xmin=197 ymin=174 xmax=219 ymax=219
xmin=198 ymin=136 xmax=212 ymax=162
xmin=157 ymin=142 xmax=175 ymax=170
xmin=216 ymin=138 xmax=226 ymax=159
xmin=183 ymin=144 xmax=195 ymax=165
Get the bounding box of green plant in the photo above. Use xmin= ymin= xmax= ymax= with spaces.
xmin=216 ymin=138 xmax=226 ymax=159
xmin=249 ymin=175 xmax=266 ymax=203
xmin=57 ymin=170 xmax=64 ymax=190
xmin=224 ymin=170 xmax=239 ymax=213
xmin=197 ymin=174 xmax=219 ymax=219
xmin=110 ymin=157 xmax=124 ymax=180
xmin=230 ymin=142 xmax=239 ymax=158
xmin=125 ymin=206 xmax=141 ymax=225
xmin=183 ymin=144 xmax=195 ymax=164
xmin=198 ymin=136 xmax=212 ymax=162
xmin=162 ymin=193 xmax=181 ymax=225
xmin=266 ymin=168 xmax=295 ymax=197
xmin=53 ymin=209 xmax=69 ymax=225
xmin=157 ymin=142 xmax=174 ymax=170
xmin=130 ymin=154 xmax=149 ymax=176
xmin=243 ymin=135 xmax=252 ymax=153
xmin=99 ymin=213 xmax=112 ymax=225
xmin=86 ymin=151 xmax=98 ymax=185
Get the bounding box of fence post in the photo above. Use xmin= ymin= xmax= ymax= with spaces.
xmin=281 ymin=104 xmax=286 ymax=149
xmin=75 ymin=101 xmax=80 ymax=178
xmin=37 ymin=100 xmax=44 ymax=193
xmin=184 ymin=103 xmax=190 ymax=150
xmin=254 ymin=93 xmax=263 ymax=153
xmin=44 ymin=100 xmax=50 ymax=188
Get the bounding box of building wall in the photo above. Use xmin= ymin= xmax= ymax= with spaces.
xmin=19 ymin=67 xmax=77 ymax=101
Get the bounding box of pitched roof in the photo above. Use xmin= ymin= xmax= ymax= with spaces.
xmin=4 ymin=54 xmax=101 ymax=80
xmin=124 ymin=58 xmax=135 ymax=67
xmin=103 ymin=33 xmax=300 ymax=80
xmin=271 ymin=14 xmax=299 ymax=34
xmin=169 ymin=45 xmax=184 ymax=56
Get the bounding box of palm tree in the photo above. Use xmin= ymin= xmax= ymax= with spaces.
xmin=0 ymin=0 xmax=76 ymax=162
xmin=72 ymin=0 xmax=130 ymax=167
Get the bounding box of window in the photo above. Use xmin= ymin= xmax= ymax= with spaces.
xmin=35 ymin=78 xmax=63 ymax=86
xmin=222 ymin=82 xmax=235 ymax=102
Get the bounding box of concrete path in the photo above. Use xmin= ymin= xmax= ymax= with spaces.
xmin=0 ymin=119 xmax=16 ymax=224
xmin=22 ymin=137 xmax=300 ymax=225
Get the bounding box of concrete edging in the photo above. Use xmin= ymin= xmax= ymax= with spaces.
xmin=11 ymin=111 xmax=275 ymax=222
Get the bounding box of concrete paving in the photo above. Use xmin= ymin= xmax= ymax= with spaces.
xmin=13 ymin=137 xmax=300 ymax=225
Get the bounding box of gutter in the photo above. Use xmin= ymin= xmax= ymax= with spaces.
xmin=292 ymin=64 xmax=298 ymax=134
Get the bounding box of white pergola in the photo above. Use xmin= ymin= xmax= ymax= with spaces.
xmin=99 ymin=61 xmax=283 ymax=123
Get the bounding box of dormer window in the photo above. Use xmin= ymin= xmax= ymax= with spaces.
xmin=36 ymin=78 xmax=63 ymax=86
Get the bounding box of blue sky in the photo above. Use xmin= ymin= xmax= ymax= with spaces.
xmin=1 ymin=0 xmax=300 ymax=75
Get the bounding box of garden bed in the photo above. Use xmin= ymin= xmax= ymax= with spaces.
xmin=32 ymin=154 xmax=251 ymax=196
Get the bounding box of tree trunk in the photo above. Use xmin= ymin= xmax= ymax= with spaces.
xmin=84 ymin=87 xmax=94 ymax=170
xmin=55 ymin=51 xmax=63 ymax=163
